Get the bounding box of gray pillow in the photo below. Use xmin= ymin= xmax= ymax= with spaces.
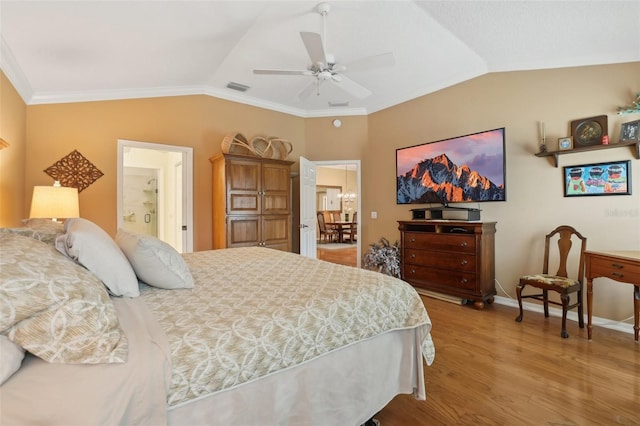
xmin=55 ymin=218 xmax=139 ymax=297
xmin=0 ymin=335 xmax=25 ymax=385
xmin=116 ymin=229 xmax=194 ymax=290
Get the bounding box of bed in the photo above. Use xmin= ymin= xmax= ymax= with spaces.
xmin=0 ymin=218 xmax=435 ymax=425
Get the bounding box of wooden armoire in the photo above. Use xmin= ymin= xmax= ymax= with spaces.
xmin=210 ymin=153 xmax=293 ymax=251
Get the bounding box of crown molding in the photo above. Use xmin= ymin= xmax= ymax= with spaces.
xmin=0 ymin=36 xmax=34 ymax=103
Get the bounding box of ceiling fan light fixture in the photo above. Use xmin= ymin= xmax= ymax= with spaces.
xmin=318 ymin=70 xmax=333 ymax=81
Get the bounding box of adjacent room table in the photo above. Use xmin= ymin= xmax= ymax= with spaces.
xmin=326 ymin=220 xmax=356 ymax=243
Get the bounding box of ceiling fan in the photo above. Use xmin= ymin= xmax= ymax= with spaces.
xmin=253 ymin=2 xmax=395 ymax=100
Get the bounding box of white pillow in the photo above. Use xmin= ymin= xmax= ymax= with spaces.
xmin=55 ymin=218 xmax=139 ymax=297
xmin=0 ymin=335 xmax=25 ymax=385
xmin=116 ymin=229 xmax=194 ymax=290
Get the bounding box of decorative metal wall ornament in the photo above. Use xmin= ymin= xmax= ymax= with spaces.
xmin=43 ymin=149 xmax=104 ymax=192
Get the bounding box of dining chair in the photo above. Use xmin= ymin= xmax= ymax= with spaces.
xmin=343 ymin=211 xmax=357 ymax=243
xmin=515 ymin=225 xmax=587 ymax=338
xmin=317 ymin=212 xmax=338 ymax=243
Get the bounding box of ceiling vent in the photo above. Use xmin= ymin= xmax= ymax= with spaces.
xmin=226 ymin=82 xmax=250 ymax=92
xmin=328 ymin=101 xmax=349 ymax=107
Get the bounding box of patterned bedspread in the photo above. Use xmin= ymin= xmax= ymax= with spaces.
xmin=139 ymin=247 xmax=435 ymax=407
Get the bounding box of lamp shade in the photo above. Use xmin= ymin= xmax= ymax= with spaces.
xmin=29 ymin=185 xmax=79 ymax=220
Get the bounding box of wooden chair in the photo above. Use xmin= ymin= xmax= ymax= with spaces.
xmin=343 ymin=211 xmax=357 ymax=243
xmin=515 ymin=225 xmax=587 ymax=338
xmin=317 ymin=211 xmax=338 ymax=243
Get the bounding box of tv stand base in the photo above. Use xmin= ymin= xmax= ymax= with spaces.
xmin=410 ymin=206 xmax=481 ymax=221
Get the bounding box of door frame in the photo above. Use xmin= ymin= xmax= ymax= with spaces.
xmin=117 ymin=139 xmax=194 ymax=252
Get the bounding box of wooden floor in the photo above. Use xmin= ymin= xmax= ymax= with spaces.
xmin=316 ymin=244 xmax=357 ymax=267
xmin=375 ymin=296 xmax=640 ymax=425
xmin=317 ymin=249 xmax=639 ymax=425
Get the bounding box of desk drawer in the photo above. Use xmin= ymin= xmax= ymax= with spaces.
xmin=403 ymin=232 xmax=476 ymax=254
xmin=590 ymin=256 xmax=640 ymax=283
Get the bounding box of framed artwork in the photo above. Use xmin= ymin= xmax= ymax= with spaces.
xmin=570 ymin=115 xmax=608 ymax=147
xmin=620 ymin=119 xmax=640 ymax=142
xmin=558 ymin=137 xmax=573 ymax=151
xmin=563 ymin=160 xmax=631 ymax=197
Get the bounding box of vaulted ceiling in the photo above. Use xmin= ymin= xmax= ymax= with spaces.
xmin=2 ymin=1 xmax=638 ymax=117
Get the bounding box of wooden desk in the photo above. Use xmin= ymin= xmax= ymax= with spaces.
xmin=326 ymin=221 xmax=356 ymax=243
xmin=585 ymin=250 xmax=640 ymax=341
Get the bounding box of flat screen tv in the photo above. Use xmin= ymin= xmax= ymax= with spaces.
xmin=396 ymin=127 xmax=506 ymax=205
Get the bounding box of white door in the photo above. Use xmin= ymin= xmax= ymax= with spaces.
xmin=299 ymin=157 xmax=317 ymax=258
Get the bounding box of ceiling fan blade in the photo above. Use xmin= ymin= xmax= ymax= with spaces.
xmin=332 ymin=75 xmax=372 ymax=99
xmin=300 ymin=32 xmax=327 ymax=67
xmin=253 ymin=69 xmax=311 ymax=76
xmin=342 ymin=52 xmax=395 ymax=73
xmin=298 ymin=79 xmax=321 ymax=101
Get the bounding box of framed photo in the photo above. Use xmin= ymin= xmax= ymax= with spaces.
xmin=620 ymin=119 xmax=640 ymax=142
xmin=563 ymin=160 xmax=631 ymax=197
xmin=570 ymin=115 xmax=608 ymax=147
xmin=558 ymin=137 xmax=573 ymax=151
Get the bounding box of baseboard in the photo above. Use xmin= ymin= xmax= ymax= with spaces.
xmin=416 ymin=289 xmax=464 ymax=305
xmin=493 ymin=296 xmax=634 ymax=336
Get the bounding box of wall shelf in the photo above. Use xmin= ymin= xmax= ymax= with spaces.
xmin=535 ymin=140 xmax=640 ymax=167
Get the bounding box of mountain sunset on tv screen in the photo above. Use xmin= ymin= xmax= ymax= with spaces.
xmin=396 ymin=128 xmax=506 ymax=205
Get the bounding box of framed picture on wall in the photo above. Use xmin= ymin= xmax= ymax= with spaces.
xmin=620 ymin=119 xmax=640 ymax=142
xmin=558 ymin=137 xmax=573 ymax=151
xmin=563 ymin=160 xmax=632 ymax=197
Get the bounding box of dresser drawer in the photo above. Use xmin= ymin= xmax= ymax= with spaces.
xmin=403 ymin=232 xmax=476 ymax=254
xmin=403 ymin=264 xmax=477 ymax=291
xmin=404 ymin=248 xmax=476 ymax=272
xmin=589 ymin=256 xmax=640 ymax=282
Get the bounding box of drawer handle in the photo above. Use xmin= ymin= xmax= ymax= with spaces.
xmin=410 ymin=238 xmax=416 ymax=243
xmin=460 ymin=241 xmax=468 ymax=247
xmin=611 ymin=272 xmax=625 ymax=279
xmin=410 ymin=269 xmax=416 ymax=274
xmin=611 ymin=263 xmax=624 ymax=269
xmin=461 ymin=259 xmax=468 ymax=265
xmin=460 ymin=278 xmax=468 ymax=283
xmin=410 ymin=253 xmax=416 ymax=259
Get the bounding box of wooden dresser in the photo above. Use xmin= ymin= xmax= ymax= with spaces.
xmin=398 ymin=220 xmax=497 ymax=308
xmin=211 ymin=153 xmax=293 ymax=251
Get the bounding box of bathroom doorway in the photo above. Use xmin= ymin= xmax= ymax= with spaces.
xmin=117 ymin=140 xmax=193 ymax=252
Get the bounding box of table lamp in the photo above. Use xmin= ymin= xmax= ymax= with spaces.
xmin=29 ymin=181 xmax=79 ymax=222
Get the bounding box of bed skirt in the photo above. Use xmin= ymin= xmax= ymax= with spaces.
xmin=167 ymin=326 xmax=426 ymax=426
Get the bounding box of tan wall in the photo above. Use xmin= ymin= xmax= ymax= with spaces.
xmin=24 ymin=96 xmax=305 ymax=250
xmin=367 ymin=62 xmax=640 ymax=322
xmin=0 ymin=71 xmax=27 ymax=227
xmin=3 ymin=61 xmax=639 ymax=322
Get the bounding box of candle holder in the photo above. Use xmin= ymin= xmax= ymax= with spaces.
xmin=539 ymin=135 xmax=547 ymax=152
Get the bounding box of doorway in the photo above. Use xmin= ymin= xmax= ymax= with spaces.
xmin=117 ymin=140 xmax=194 ymax=253
xmin=300 ymin=159 xmax=361 ymax=268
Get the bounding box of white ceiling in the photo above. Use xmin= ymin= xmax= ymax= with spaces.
xmin=1 ymin=1 xmax=638 ymax=118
